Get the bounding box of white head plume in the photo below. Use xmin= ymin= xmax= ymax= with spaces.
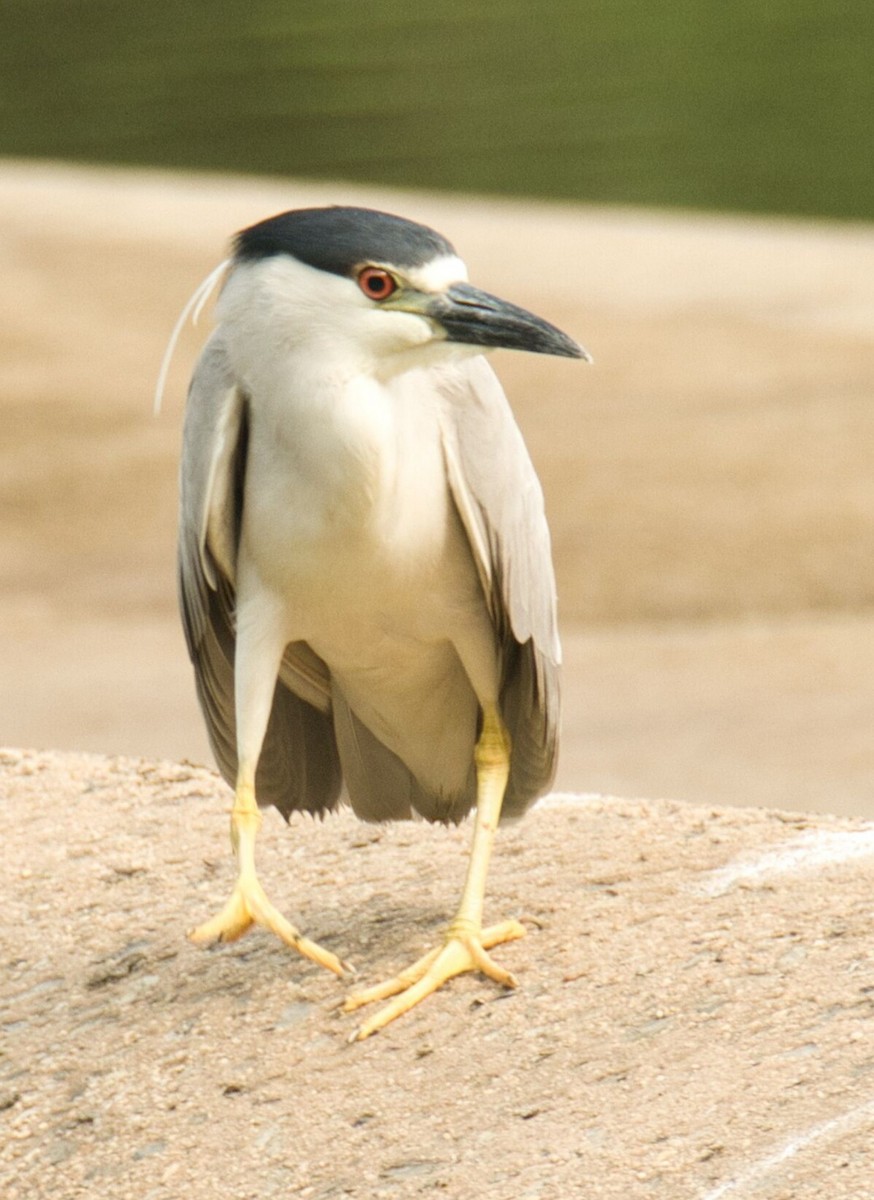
xmin=153 ymin=258 xmax=230 ymax=415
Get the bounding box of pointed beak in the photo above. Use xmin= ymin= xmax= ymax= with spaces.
xmin=425 ymin=282 xmax=590 ymax=361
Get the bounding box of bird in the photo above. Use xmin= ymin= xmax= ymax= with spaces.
xmin=168 ymin=204 xmax=587 ymax=1039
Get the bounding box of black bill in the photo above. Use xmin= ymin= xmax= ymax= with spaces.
xmin=430 ymin=282 xmax=590 ymax=360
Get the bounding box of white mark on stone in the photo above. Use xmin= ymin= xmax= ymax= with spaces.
xmin=698 ymin=826 xmax=874 ymax=897
xmin=699 ymin=1097 xmax=874 ymax=1199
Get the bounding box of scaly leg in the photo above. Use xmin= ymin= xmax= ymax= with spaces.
xmin=188 ymin=761 xmax=349 ymax=976
xmin=189 ymin=586 xmax=349 ymax=978
xmin=344 ymin=703 xmax=524 ymax=1039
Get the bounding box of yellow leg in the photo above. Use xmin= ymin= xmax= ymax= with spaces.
xmin=189 ymin=765 xmax=350 ymax=978
xmin=344 ymin=703 xmax=524 ymax=1040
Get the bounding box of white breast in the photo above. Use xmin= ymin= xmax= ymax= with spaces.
xmin=239 ymin=361 xmax=494 ymax=690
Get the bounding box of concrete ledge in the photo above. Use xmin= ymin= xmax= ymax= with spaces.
xmin=3 ymin=749 xmax=873 ymax=1198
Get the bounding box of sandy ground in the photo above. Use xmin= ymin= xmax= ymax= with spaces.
xmin=4 ymin=748 xmax=874 ymax=1199
xmin=2 ymin=161 xmax=874 ymax=816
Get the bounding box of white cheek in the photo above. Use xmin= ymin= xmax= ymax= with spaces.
xmin=366 ymin=310 xmax=439 ymax=379
xmin=371 ymin=309 xmax=433 ymax=349
xmin=373 ymin=327 xmax=486 ymax=381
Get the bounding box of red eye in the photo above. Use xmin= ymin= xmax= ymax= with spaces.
xmin=357 ymin=266 xmax=397 ymax=301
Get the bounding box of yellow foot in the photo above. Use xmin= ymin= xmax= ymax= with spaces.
xmin=343 ymin=919 xmax=525 ymax=1040
xmin=189 ymin=873 xmax=351 ymax=978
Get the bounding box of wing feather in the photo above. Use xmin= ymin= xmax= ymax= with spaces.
xmin=177 ymin=331 xmax=342 ymax=819
xmin=438 ymin=356 xmax=561 ymax=818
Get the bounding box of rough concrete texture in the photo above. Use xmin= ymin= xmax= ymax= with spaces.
xmin=3 ymin=749 xmax=874 ymax=1198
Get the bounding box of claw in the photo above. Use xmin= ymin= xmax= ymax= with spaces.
xmin=190 ymin=874 xmax=351 ymax=977
xmin=191 ymin=777 xmax=351 ymax=978
xmin=344 ymin=919 xmax=525 ymax=1040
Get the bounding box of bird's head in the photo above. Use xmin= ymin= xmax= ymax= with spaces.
xmin=219 ymin=206 xmax=589 ymax=380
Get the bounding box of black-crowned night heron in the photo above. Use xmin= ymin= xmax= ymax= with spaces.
xmin=167 ymin=205 xmax=587 ymax=1039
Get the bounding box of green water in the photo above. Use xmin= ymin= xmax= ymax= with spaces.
xmin=1 ymin=0 xmax=872 ymax=220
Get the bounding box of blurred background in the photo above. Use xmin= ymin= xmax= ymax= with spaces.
xmin=3 ymin=0 xmax=874 ymax=219
xmin=2 ymin=1 xmax=873 ymax=815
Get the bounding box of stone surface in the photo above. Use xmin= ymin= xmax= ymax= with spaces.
xmin=3 ymin=749 xmax=874 ymax=1198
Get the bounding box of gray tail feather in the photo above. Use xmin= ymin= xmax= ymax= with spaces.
xmin=331 ymin=686 xmax=476 ymax=824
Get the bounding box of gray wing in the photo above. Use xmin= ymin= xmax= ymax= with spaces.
xmin=438 ymin=356 xmax=561 ymax=819
xmin=177 ymin=330 xmax=342 ymax=819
